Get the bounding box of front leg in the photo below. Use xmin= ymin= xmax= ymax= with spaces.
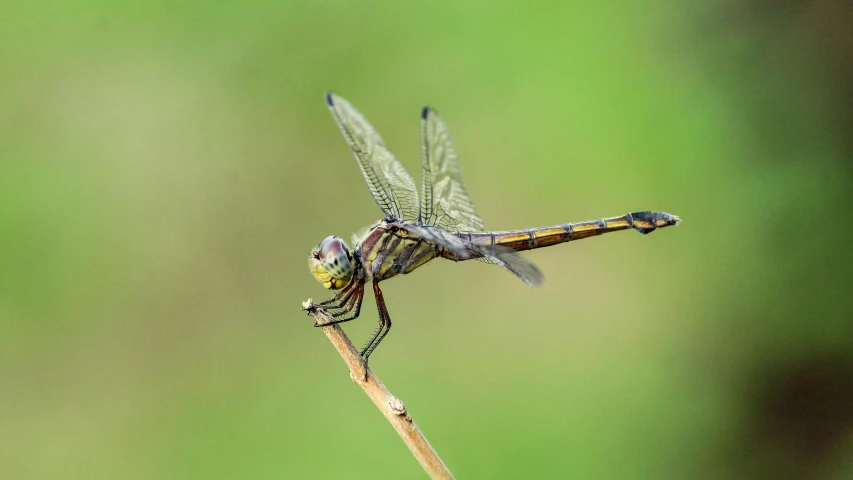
xmin=315 ymin=280 xmax=357 ymax=308
xmin=312 ymin=281 xmax=365 ymax=327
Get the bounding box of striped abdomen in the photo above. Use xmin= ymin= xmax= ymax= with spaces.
xmin=460 ymin=211 xmax=680 ymax=252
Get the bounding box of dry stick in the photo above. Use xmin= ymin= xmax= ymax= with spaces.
xmin=302 ymin=299 xmax=455 ymax=480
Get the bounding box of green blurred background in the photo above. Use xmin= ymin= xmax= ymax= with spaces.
xmin=3 ymin=2 xmax=853 ymax=479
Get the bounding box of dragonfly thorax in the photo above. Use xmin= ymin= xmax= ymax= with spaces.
xmin=309 ymin=236 xmax=354 ymax=290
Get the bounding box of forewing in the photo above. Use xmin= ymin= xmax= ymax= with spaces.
xmin=326 ymin=92 xmax=419 ymax=221
xmin=404 ymin=224 xmax=544 ymax=286
xmin=420 ymin=107 xmax=485 ymax=232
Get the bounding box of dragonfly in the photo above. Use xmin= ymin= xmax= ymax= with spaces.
xmin=308 ymin=92 xmax=680 ymax=365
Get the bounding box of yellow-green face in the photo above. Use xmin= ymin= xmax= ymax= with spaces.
xmin=308 ymin=236 xmax=354 ymax=290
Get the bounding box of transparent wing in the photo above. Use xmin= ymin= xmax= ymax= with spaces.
xmin=326 ymin=92 xmax=419 ymax=222
xmin=404 ymin=224 xmax=544 ymax=286
xmin=470 ymin=243 xmax=544 ymax=286
xmin=403 ymin=224 xmax=472 ymax=259
xmin=420 ymin=106 xmax=485 ymax=232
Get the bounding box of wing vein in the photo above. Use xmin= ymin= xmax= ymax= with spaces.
xmin=326 ymin=92 xmax=419 ymax=221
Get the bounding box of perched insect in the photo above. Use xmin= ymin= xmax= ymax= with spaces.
xmin=309 ymin=92 xmax=680 ymax=364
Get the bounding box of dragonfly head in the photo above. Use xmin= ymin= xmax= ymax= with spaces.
xmin=309 ymin=236 xmax=354 ymax=290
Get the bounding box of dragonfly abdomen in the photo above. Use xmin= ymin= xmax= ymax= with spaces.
xmin=461 ymin=211 xmax=680 ymax=252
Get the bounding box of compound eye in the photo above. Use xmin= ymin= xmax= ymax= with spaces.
xmin=318 ymin=236 xmax=354 ymax=281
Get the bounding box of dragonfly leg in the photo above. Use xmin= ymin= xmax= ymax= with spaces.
xmin=313 ymin=282 xmax=365 ymax=327
xmin=360 ymin=282 xmax=392 ymax=365
xmin=316 ymin=281 xmax=357 ymax=309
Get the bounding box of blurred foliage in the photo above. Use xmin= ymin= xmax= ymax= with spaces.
xmin=2 ymin=1 xmax=853 ymax=479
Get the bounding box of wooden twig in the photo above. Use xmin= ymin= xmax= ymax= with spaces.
xmin=301 ymin=299 xmax=455 ymax=480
